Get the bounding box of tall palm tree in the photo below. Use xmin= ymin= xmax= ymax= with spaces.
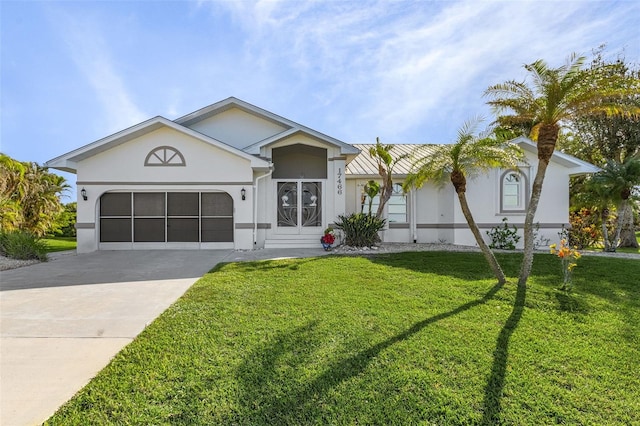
xmin=485 ymin=53 xmax=640 ymax=287
xmin=405 ymin=119 xmax=524 ymax=285
xmin=591 ymin=156 xmax=640 ymax=250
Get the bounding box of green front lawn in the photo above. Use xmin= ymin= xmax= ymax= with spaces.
xmin=613 ymin=231 xmax=640 ymax=254
xmin=586 ymin=231 xmax=640 ymax=254
xmin=47 ymin=252 xmax=640 ymax=425
xmin=42 ymin=236 xmax=77 ymax=253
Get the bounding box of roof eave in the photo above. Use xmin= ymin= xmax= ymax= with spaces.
xmin=510 ymin=136 xmax=600 ymax=173
xmin=243 ymin=128 xmax=360 ymax=156
xmin=45 ymin=159 xmax=77 ymax=174
xmin=174 ymin=97 xmax=358 ymax=156
xmin=45 ymin=116 xmax=270 ymax=170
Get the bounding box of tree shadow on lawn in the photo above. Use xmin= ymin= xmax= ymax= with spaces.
xmin=532 ymin=255 xmax=639 ymax=305
xmin=481 ymin=283 xmax=526 ymax=425
xmin=368 ymin=251 xmax=525 ymax=282
xmin=230 ymin=280 xmax=506 ymax=424
xmin=208 ymin=257 xmax=320 ymax=274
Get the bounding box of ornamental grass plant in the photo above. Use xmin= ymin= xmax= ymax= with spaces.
xmin=0 ymin=230 xmax=48 ymax=261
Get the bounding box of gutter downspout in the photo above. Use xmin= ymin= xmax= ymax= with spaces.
xmin=253 ymin=165 xmax=274 ymax=246
xmin=411 ymin=188 xmax=418 ymax=243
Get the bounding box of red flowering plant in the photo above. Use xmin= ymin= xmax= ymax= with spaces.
xmin=320 ymin=227 xmax=336 ymax=249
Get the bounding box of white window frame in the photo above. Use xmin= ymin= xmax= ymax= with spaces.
xmin=361 ymin=182 xmax=408 ymax=223
xmin=500 ymin=170 xmax=528 ymax=213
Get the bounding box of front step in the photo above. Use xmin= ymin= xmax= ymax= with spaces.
xmin=264 ymin=237 xmax=322 ymax=249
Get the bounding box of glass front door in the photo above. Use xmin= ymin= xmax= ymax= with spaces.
xmin=276 ymin=181 xmax=322 ymax=232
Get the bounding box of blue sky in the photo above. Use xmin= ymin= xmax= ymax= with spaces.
xmin=2 ymin=0 xmax=639 ymax=200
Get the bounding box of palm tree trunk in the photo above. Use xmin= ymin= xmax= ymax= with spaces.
xmin=619 ymin=206 xmax=639 ymax=248
xmin=601 ymin=209 xmax=612 ymax=251
xmin=518 ymin=123 xmax=558 ymax=288
xmin=457 ymin=191 xmax=507 ymax=285
xmin=612 ymin=201 xmax=628 ymax=250
xmin=376 ymin=174 xmax=393 ymax=219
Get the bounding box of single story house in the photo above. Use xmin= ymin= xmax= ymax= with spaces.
xmin=46 ymin=97 xmax=599 ymax=253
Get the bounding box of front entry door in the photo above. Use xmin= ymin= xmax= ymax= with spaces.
xmin=276 ymin=181 xmax=322 ymax=234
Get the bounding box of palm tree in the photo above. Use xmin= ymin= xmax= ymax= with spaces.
xmin=362 ymin=180 xmax=380 ymax=215
xmin=591 ymin=156 xmax=640 ymax=250
xmin=369 ymin=138 xmax=409 ymax=219
xmin=484 ymin=53 xmax=640 ymax=287
xmin=404 ymin=119 xmax=524 ymax=285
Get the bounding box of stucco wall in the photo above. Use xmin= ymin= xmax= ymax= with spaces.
xmin=449 ymin=152 xmax=570 ymax=247
xmin=77 ymin=127 xmax=253 ymax=183
xmin=188 ymin=108 xmax=288 ymax=150
xmin=74 ymin=127 xmax=257 ymax=252
xmin=261 ymin=134 xmax=344 ymax=237
xmin=343 ymin=149 xmax=572 ymax=248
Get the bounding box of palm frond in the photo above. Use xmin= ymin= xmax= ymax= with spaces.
xmin=406 ymin=119 xmax=525 ymax=188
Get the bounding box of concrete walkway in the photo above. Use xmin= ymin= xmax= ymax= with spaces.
xmin=0 ymin=248 xmax=329 ymax=426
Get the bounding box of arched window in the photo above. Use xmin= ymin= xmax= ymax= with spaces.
xmin=144 ymin=146 xmax=186 ymax=166
xmin=501 ymin=170 xmax=527 ymax=212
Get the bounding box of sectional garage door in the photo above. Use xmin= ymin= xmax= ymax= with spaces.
xmin=99 ymin=192 xmax=233 ymax=244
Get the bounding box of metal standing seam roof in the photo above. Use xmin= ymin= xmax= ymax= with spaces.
xmin=346 ymin=144 xmax=439 ymax=176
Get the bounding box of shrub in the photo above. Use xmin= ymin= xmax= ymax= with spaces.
xmin=334 ymin=213 xmax=386 ymax=247
xmin=567 ymin=208 xmax=602 ymax=249
xmin=486 ymin=217 xmax=520 ymax=250
xmin=50 ymin=202 xmax=77 ymax=237
xmin=0 ymin=230 xmax=48 ymax=261
xmin=533 ymin=222 xmax=551 ymax=249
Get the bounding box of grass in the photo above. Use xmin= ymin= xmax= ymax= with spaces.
xmin=586 ymin=231 xmax=640 ymax=254
xmin=611 ymin=231 xmax=640 ymax=254
xmin=42 ymin=236 xmax=77 ymax=253
xmin=47 ymin=252 xmax=639 ymax=425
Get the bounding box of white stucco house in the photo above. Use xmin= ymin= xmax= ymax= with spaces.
xmin=46 ymin=97 xmax=599 ymax=253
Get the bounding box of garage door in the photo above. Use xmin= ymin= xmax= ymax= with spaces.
xmin=99 ymin=192 xmax=233 ymax=243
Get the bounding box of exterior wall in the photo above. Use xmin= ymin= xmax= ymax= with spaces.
xmin=63 ymin=108 xmax=579 ymax=252
xmin=343 ymin=151 xmax=572 ymax=248
xmin=187 ymin=107 xmax=288 ymax=150
xmin=260 ymin=134 xmax=344 ymax=242
xmin=448 ymin=153 xmax=570 ymax=248
xmin=251 ymin=168 xmax=273 ymax=248
xmin=74 ymin=127 xmax=255 ymax=253
xmin=77 ymin=127 xmax=253 ymax=182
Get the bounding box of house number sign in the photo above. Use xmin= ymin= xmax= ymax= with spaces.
xmin=337 ymin=168 xmax=343 ymax=195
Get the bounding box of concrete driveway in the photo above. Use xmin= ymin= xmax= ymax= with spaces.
xmin=0 ymin=250 xmax=236 ymax=426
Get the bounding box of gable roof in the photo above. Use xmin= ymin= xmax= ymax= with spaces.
xmin=510 ymin=136 xmax=600 ymax=174
xmin=176 ymin=97 xmax=360 ymax=155
xmin=45 ymin=116 xmax=270 ymax=173
xmin=346 ymin=137 xmax=600 ymax=177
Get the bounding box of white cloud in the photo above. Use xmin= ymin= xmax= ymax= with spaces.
xmin=52 ymin=10 xmax=147 ymax=133
xmin=206 ymin=0 xmax=639 ymax=143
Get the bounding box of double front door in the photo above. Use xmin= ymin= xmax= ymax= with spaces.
xmin=276 ymin=181 xmax=322 ymax=233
